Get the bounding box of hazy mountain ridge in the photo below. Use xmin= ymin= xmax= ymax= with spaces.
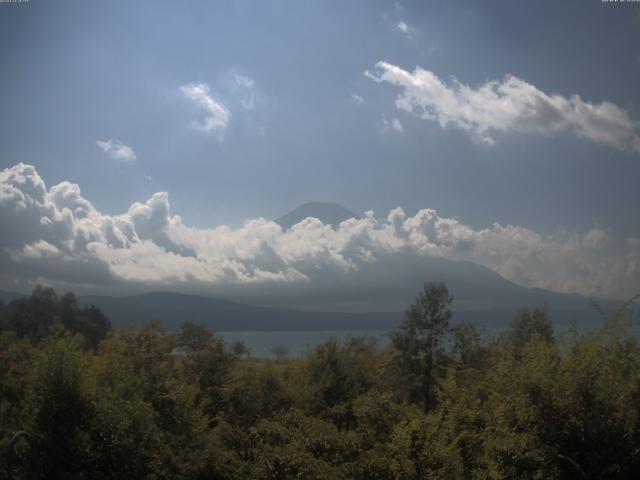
xmin=275 ymin=202 xmax=359 ymax=230
xmin=1 ymin=249 xmax=625 ymax=333
xmin=76 ymin=288 xmax=621 ymax=334
xmin=78 ymin=291 xmax=402 ymax=332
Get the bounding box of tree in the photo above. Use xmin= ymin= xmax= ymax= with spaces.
xmin=24 ymin=330 xmax=95 ymax=477
xmin=391 ymin=282 xmax=453 ymax=412
xmin=504 ymin=306 xmax=553 ymax=357
xmin=271 ymin=345 xmax=289 ymax=362
xmin=232 ymin=340 xmax=251 ymax=358
xmin=450 ymin=323 xmax=482 ymax=366
xmin=182 ymin=334 xmax=237 ymax=420
xmin=307 ymin=337 xmax=376 ymax=430
xmin=60 ymin=292 xmax=111 ymax=348
xmin=8 ymin=286 xmax=59 ymax=341
xmin=222 ymin=363 xmax=290 ymax=429
xmin=177 ymin=320 xmax=214 ymax=352
xmin=0 ymin=287 xmax=110 ymax=348
xmin=80 ymin=304 xmax=111 ymax=348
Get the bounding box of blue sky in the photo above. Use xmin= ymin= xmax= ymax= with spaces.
xmin=1 ymin=0 xmax=640 ymax=299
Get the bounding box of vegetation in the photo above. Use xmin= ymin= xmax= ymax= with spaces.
xmin=0 ymin=284 xmax=639 ymax=479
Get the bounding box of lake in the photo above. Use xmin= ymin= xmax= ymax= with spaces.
xmin=218 ymin=314 xmax=630 ymax=358
xmin=218 ymin=323 xmax=509 ymax=358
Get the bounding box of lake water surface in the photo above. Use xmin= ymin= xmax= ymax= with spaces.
xmin=218 ymin=314 xmax=628 ymax=358
xmin=218 ymin=330 xmax=392 ymax=358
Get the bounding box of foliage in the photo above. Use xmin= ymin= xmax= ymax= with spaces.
xmin=1 ymin=284 xmax=639 ymax=479
xmin=391 ymin=281 xmax=454 ymax=412
xmin=0 ymin=287 xmax=111 ymax=348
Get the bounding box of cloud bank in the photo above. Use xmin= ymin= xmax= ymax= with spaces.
xmin=366 ymin=61 xmax=640 ymax=152
xmin=1 ymin=163 xmax=638 ymax=299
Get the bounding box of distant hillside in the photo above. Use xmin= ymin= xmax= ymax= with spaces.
xmin=0 ymin=290 xmax=26 ymax=304
xmin=212 ymin=252 xmax=624 ymax=331
xmin=79 ymin=292 xmax=402 ymax=332
xmin=4 ymin=251 xmax=625 ymax=333
xmin=275 ymin=202 xmax=359 ymax=230
xmin=78 ymin=282 xmax=623 ymax=335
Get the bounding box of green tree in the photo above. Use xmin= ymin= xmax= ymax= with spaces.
xmin=0 ymin=332 xmax=33 ymax=430
xmin=271 ymin=345 xmax=289 ymax=362
xmin=3 ymin=286 xmax=59 ymax=342
xmin=60 ymin=292 xmax=111 ymax=348
xmin=307 ymin=337 xmax=376 ymax=430
xmin=223 ymin=363 xmax=290 ymax=429
xmin=232 ymin=340 xmax=251 ymax=358
xmin=504 ymin=305 xmax=554 ymax=357
xmin=451 ymin=323 xmax=483 ymax=367
xmin=0 ymin=287 xmax=110 ymax=348
xmin=177 ymin=320 xmax=214 ymax=352
xmin=92 ymin=322 xmax=239 ymax=479
xmin=182 ymin=331 xmax=237 ymax=420
xmin=23 ymin=329 xmax=95 ymax=477
xmin=391 ymin=281 xmax=453 ymax=412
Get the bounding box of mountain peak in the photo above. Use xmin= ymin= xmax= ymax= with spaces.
xmin=275 ymin=202 xmax=359 ymax=230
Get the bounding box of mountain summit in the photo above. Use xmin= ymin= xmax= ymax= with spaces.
xmin=275 ymin=202 xmax=359 ymax=230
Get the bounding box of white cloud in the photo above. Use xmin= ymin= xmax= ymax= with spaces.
xmin=233 ymin=73 xmax=256 ymax=90
xmin=351 ymin=94 xmax=365 ymax=105
xmin=241 ymin=91 xmax=256 ymax=111
xmin=232 ymin=73 xmax=257 ymax=110
xmin=96 ymin=139 xmax=136 ymax=162
xmin=1 ymin=163 xmax=638 ymax=299
xmin=382 ymin=116 xmax=403 ymax=133
xmin=180 ymin=82 xmax=231 ymax=136
xmin=391 ymin=118 xmax=403 ymax=132
xmin=395 ymin=21 xmax=412 ymax=39
xmin=366 ymin=61 xmax=640 ymax=153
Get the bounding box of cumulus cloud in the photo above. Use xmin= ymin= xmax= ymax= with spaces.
xmin=96 ymin=139 xmax=136 ymax=162
xmin=1 ymin=163 xmax=638 ymax=299
xmin=180 ymin=82 xmax=231 ymax=136
xmin=366 ymin=61 xmax=640 ymax=152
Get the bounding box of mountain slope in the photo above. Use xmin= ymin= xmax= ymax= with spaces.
xmin=213 ymin=252 xmax=623 ymax=330
xmin=275 ymin=202 xmax=359 ymax=230
xmin=77 ymin=252 xmax=624 ymax=333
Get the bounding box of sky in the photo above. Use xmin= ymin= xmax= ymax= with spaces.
xmin=1 ymin=0 xmax=640 ymax=300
